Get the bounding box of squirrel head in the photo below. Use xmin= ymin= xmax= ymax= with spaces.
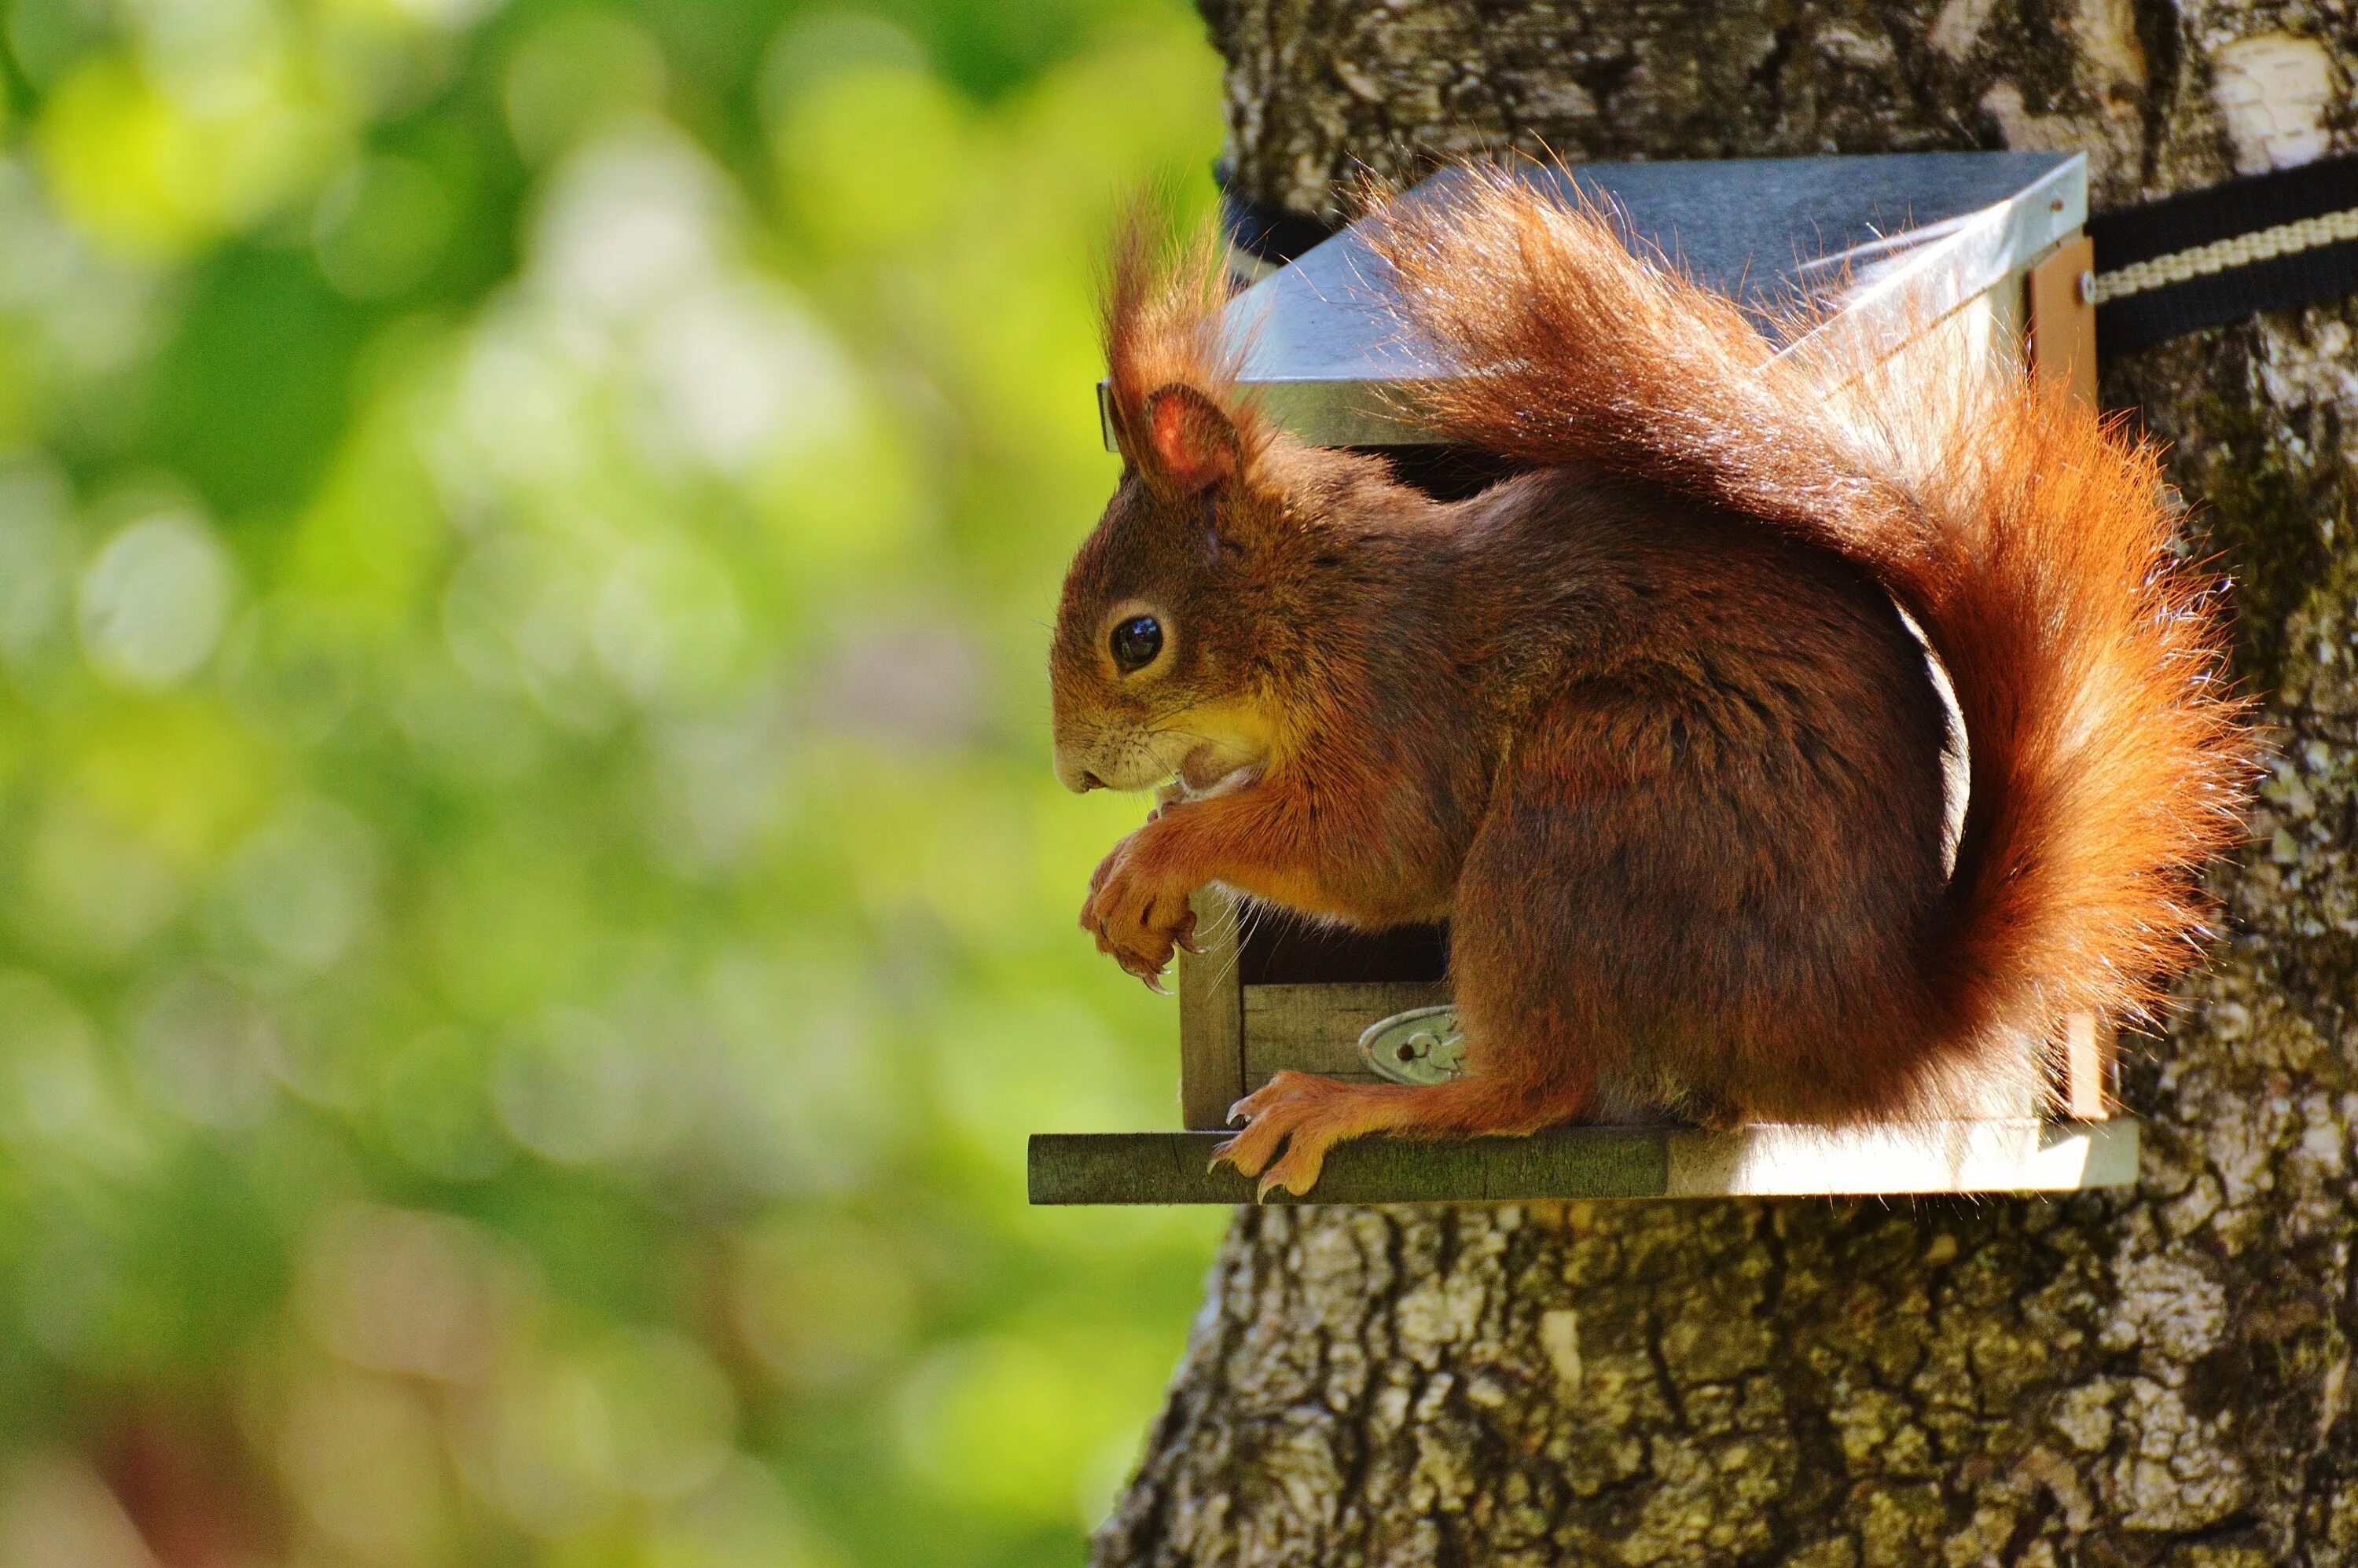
xmin=1049 ymin=219 xmax=1291 ymax=795
xmin=1049 ymin=384 xmax=1296 ymax=796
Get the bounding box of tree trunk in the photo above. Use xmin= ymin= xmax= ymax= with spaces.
xmin=1095 ymin=6 xmax=2358 ymax=1565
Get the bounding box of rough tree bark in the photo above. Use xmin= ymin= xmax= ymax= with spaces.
xmin=1094 ymin=5 xmax=2358 ymax=1565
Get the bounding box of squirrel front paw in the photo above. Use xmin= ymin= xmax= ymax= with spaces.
xmin=1080 ymin=834 xmax=1199 ymax=991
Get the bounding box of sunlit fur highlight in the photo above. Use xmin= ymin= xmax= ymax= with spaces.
xmin=1100 ymin=208 xmax=1266 ymax=483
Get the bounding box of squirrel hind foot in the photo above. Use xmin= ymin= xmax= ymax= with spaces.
xmin=1212 ymin=1071 xmax=1385 ymax=1199
xmin=1212 ymin=1070 xmax=1595 ymax=1198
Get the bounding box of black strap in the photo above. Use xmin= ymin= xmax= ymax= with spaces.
xmin=1219 ymin=185 xmax=1339 ymax=268
xmin=2091 ymin=152 xmax=2358 ymax=354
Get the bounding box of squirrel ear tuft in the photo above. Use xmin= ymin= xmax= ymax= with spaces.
xmin=1138 ymin=384 xmax=1239 ymax=494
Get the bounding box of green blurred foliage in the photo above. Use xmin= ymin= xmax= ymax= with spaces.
xmin=0 ymin=0 xmax=1227 ymax=1561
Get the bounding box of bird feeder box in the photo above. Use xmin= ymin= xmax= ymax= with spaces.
xmin=1033 ymin=151 xmax=2138 ymax=1205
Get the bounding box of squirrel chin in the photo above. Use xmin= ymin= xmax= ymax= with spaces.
xmin=1177 ymin=749 xmax=1261 ymax=798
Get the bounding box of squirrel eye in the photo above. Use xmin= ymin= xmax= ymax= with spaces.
xmin=1109 ymin=615 xmax=1163 ymax=672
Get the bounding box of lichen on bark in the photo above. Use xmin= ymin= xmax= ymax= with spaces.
xmin=1095 ymin=3 xmax=2358 ymax=1563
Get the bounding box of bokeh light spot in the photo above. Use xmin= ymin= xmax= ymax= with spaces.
xmin=313 ymin=156 xmax=453 ymax=299
xmin=76 ymin=509 xmax=233 ymax=688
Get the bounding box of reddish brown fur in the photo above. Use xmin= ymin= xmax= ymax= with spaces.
xmin=1052 ymin=181 xmax=2257 ymax=1196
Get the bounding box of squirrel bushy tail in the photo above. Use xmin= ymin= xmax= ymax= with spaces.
xmin=1370 ymin=167 xmax=2256 ymax=1080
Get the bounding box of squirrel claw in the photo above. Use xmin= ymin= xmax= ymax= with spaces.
xmin=1210 ymin=1129 xmax=1306 ymax=1199
xmin=1107 ymin=946 xmax=1170 ymax=993
xmin=1208 ymin=1151 xmax=1287 ymax=1201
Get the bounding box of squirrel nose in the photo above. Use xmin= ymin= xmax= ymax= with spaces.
xmin=1052 ymin=744 xmax=1104 ymax=793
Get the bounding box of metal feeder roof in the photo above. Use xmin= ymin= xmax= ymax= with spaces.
xmin=1106 ymin=150 xmax=2088 ymax=449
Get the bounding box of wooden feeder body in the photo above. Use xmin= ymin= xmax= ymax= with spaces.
xmin=1035 ymin=151 xmax=2136 ymax=1205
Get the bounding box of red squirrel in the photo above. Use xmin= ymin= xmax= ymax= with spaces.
xmin=1049 ymin=170 xmax=2256 ymax=1197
